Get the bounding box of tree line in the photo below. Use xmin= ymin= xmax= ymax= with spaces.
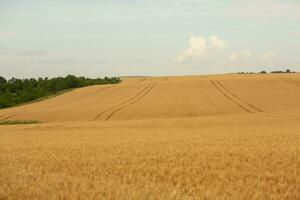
xmin=237 ymin=69 xmax=296 ymax=74
xmin=0 ymin=75 xmax=120 ymax=108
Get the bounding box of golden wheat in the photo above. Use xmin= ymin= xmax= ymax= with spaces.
xmin=0 ymin=74 xmax=299 ymax=199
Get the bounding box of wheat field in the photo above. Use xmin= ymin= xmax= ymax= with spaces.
xmin=0 ymin=74 xmax=299 ymax=199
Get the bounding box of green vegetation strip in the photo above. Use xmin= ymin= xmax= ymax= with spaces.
xmin=0 ymin=120 xmax=40 ymax=125
xmin=0 ymin=75 xmax=120 ymax=109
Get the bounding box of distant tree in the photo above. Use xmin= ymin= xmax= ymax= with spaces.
xmin=0 ymin=76 xmax=7 ymax=85
xmin=0 ymin=75 xmax=120 ymax=109
xmin=65 ymin=75 xmax=80 ymax=88
xmin=0 ymin=77 xmax=7 ymax=94
xmin=260 ymin=71 xmax=267 ymax=74
xmin=271 ymin=70 xmax=283 ymax=73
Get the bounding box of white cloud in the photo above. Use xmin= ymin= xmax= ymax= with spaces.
xmin=262 ymin=51 xmax=276 ymax=62
xmin=177 ymin=36 xmax=285 ymax=70
xmin=229 ymin=50 xmax=252 ymax=61
xmin=209 ymin=35 xmax=226 ymax=49
xmin=177 ymin=35 xmax=226 ymax=62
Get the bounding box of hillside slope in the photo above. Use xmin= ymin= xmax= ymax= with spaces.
xmin=0 ymin=74 xmax=299 ymax=199
xmin=0 ymin=74 xmax=300 ymax=122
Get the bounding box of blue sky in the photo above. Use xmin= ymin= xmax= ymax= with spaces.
xmin=0 ymin=0 xmax=299 ymax=78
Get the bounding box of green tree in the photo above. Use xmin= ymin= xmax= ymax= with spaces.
xmin=0 ymin=75 xmax=120 ymax=109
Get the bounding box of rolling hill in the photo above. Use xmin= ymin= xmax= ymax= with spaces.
xmin=0 ymin=73 xmax=300 ymax=122
xmin=0 ymin=74 xmax=299 ymax=199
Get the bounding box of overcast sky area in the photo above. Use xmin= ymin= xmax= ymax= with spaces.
xmin=0 ymin=0 xmax=300 ymax=78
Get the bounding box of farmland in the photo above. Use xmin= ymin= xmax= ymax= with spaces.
xmin=0 ymin=74 xmax=299 ymax=199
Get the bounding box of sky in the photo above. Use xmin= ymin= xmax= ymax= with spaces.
xmin=0 ymin=0 xmax=300 ymax=78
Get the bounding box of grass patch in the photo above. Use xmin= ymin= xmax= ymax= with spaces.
xmin=0 ymin=120 xmax=40 ymax=125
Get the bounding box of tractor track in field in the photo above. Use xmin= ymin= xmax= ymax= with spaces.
xmin=210 ymin=80 xmax=252 ymax=113
xmin=137 ymin=78 xmax=146 ymax=83
xmin=0 ymin=113 xmax=17 ymax=121
xmin=93 ymin=82 xmax=156 ymax=121
xmin=282 ymin=78 xmax=300 ymax=87
xmin=93 ymin=83 xmax=153 ymax=120
xmin=210 ymin=79 xmax=291 ymax=119
xmin=0 ymin=86 xmax=113 ymax=122
xmin=104 ymin=82 xmax=158 ymax=120
xmin=215 ymin=80 xmax=264 ymax=112
xmin=286 ymin=78 xmax=300 ymax=84
xmin=161 ymin=76 xmax=168 ymax=81
xmin=0 ymin=111 xmax=19 ymax=120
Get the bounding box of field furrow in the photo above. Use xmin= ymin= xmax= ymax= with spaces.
xmin=104 ymin=82 xmax=158 ymax=120
xmin=210 ymin=79 xmax=253 ymax=113
xmin=282 ymin=78 xmax=300 ymax=87
xmin=93 ymin=83 xmax=154 ymax=120
xmin=215 ymin=80 xmax=264 ymax=112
